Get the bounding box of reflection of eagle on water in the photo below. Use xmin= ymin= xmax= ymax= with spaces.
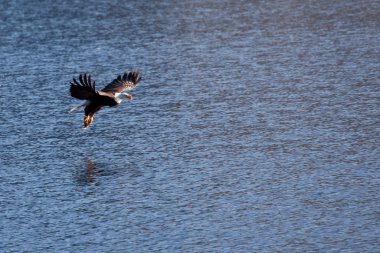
xmin=69 ymin=70 xmax=142 ymax=128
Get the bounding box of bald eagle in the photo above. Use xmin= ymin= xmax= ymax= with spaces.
xmin=69 ymin=70 xmax=142 ymax=128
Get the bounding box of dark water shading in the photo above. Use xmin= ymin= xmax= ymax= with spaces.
xmin=1 ymin=0 xmax=379 ymax=252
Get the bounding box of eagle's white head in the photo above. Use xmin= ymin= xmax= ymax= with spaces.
xmin=115 ymin=92 xmax=133 ymax=103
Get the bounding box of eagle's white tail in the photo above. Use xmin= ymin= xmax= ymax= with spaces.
xmin=69 ymin=102 xmax=87 ymax=113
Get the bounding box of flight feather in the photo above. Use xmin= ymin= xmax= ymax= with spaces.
xmin=70 ymin=73 xmax=98 ymax=100
xmin=101 ymin=70 xmax=142 ymax=94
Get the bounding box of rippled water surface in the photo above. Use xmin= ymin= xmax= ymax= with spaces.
xmin=1 ymin=0 xmax=379 ymax=252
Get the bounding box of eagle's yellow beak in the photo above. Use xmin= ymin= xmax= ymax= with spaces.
xmin=124 ymin=94 xmax=133 ymax=100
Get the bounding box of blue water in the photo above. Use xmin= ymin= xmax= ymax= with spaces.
xmin=1 ymin=0 xmax=379 ymax=252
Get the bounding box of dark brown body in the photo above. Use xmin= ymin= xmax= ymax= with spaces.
xmin=83 ymin=95 xmax=119 ymax=128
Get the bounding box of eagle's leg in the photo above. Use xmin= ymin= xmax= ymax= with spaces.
xmin=84 ymin=116 xmax=89 ymax=128
xmin=83 ymin=115 xmax=94 ymax=129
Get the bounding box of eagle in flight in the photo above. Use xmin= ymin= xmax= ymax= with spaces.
xmin=69 ymin=70 xmax=142 ymax=128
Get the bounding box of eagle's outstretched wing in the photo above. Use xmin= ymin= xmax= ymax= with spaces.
xmin=101 ymin=70 xmax=141 ymax=94
xmin=70 ymin=73 xmax=98 ymax=100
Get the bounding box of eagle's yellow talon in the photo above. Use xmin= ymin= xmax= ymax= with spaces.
xmin=84 ymin=115 xmax=93 ymax=128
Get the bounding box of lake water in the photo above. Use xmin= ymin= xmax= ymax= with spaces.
xmin=1 ymin=0 xmax=379 ymax=252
